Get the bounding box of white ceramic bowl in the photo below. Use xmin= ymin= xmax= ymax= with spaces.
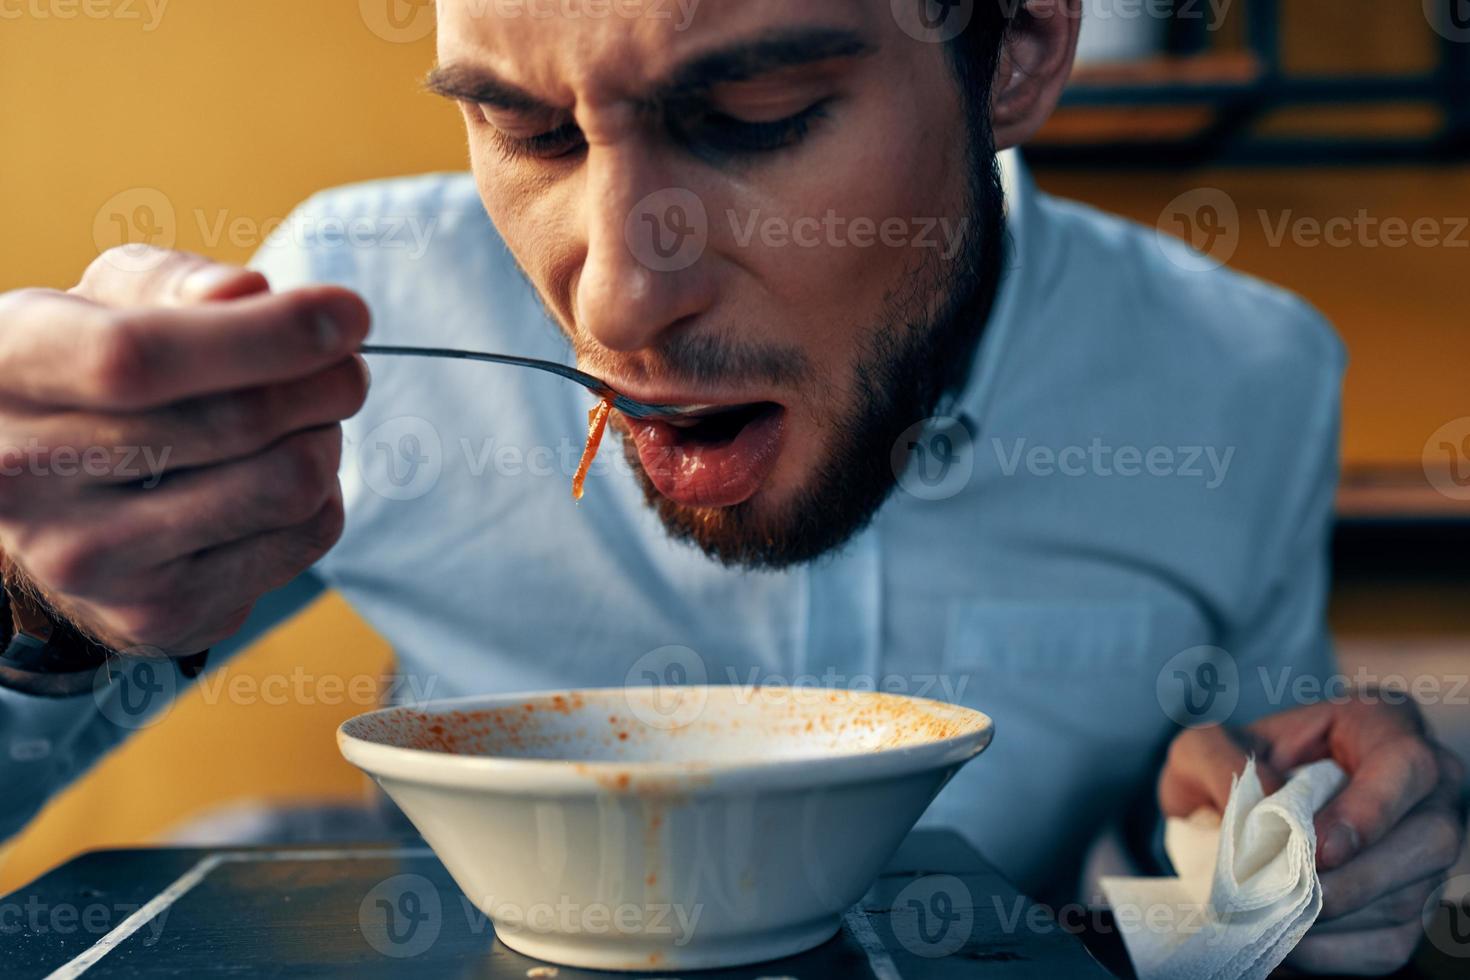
xmin=338 ymin=686 xmax=992 ymax=972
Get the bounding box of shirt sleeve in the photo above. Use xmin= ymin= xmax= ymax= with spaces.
xmin=1223 ymin=308 xmax=1347 ymax=727
xmin=0 ymin=198 xmax=343 ymax=844
xmin=0 ymin=573 xmax=325 ymax=843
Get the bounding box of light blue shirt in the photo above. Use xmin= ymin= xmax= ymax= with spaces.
xmin=0 ymin=153 xmax=1345 ymax=899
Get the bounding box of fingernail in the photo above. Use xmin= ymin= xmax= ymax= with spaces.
xmin=353 ymin=353 xmax=372 ymax=388
xmin=1320 ymin=822 xmax=1360 ymax=868
xmin=315 ymin=312 xmax=343 ymax=352
xmin=180 ymin=265 xmax=242 ymax=301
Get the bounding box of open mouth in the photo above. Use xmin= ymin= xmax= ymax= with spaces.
xmin=627 ymin=402 xmax=786 ymax=508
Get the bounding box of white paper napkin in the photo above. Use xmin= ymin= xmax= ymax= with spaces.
xmin=1101 ymin=758 xmax=1346 ymax=980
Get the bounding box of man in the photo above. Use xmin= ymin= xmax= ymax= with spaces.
xmin=0 ymin=1 xmax=1462 ymax=973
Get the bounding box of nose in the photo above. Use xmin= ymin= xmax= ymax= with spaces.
xmin=574 ymin=145 xmax=713 ymax=353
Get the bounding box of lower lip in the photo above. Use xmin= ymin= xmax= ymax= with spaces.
xmin=628 ymin=406 xmax=786 ymax=508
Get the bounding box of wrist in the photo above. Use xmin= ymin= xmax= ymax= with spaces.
xmin=0 ymin=556 xmax=211 ymax=699
xmin=0 ymin=659 xmax=103 ymax=698
xmin=0 ymin=562 xmax=112 ymax=698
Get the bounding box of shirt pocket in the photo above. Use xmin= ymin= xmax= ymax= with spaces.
xmin=944 ymin=600 xmax=1154 ymax=676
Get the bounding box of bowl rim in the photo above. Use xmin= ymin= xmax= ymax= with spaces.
xmin=337 ymin=686 xmax=993 ymax=796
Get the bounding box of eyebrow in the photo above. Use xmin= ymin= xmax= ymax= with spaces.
xmin=424 ymin=26 xmax=874 ymax=113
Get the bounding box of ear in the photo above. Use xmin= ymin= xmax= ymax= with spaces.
xmin=991 ymin=0 xmax=1082 ymax=150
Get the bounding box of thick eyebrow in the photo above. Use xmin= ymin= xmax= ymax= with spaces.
xmin=424 ymin=63 xmax=549 ymax=112
xmin=424 ymin=27 xmax=874 ymax=112
xmin=659 ymin=27 xmax=875 ymax=96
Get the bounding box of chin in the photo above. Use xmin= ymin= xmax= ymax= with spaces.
xmin=618 ymin=419 xmax=895 ymax=572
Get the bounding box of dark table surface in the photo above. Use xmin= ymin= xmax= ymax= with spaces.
xmin=7 ymin=830 xmax=1465 ymax=978
xmin=1079 ymin=900 xmax=1470 ymax=980
xmin=0 ymin=829 xmax=1117 ymax=979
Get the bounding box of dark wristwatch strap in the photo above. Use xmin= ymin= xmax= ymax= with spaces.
xmin=0 ymin=583 xmax=209 ymax=680
xmin=0 ymin=586 xmax=112 ymax=675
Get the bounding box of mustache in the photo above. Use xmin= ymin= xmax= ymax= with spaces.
xmin=574 ymin=330 xmax=814 ymax=391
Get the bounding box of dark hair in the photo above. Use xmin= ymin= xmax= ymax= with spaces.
xmin=944 ymin=2 xmax=1019 ymax=139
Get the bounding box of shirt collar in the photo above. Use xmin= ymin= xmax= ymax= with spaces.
xmin=936 ymin=148 xmax=1038 ymax=431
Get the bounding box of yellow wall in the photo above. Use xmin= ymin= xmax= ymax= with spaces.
xmin=0 ymin=2 xmax=456 ymax=891
xmin=1 ymin=1 xmax=1463 ymax=892
xmin=1036 ymin=167 xmax=1470 ymax=468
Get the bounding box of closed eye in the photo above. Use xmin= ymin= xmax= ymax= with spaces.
xmin=467 ymin=102 xmax=586 ymax=161
xmin=471 ymin=97 xmax=831 ymax=165
xmin=671 ymin=100 xmax=832 ymax=158
xmin=493 ymin=121 xmax=586 ymax=161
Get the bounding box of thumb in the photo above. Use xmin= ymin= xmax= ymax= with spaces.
xmin=73 ymin=247 xmax=269 ymax=308
xmin=1160 ymin=726 xmax=1287 ymax=818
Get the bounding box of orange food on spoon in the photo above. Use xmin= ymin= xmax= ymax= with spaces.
xmin=573 ymin=398 xmax=614 ymax=501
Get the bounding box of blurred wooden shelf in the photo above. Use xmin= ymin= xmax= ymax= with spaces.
xmin=1069 ymin=52 xmax=1264 ymax=89
xmin=1338 ymin=466 xmax=1470 ymax=519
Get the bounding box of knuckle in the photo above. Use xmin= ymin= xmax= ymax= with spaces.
xmin=79 ymin=248 xmax=133 ymax=289
xmin=263 ymin=431 xmax=338 ymax=522
xmin=1399 ymin=737 xmax=1441 ymax=792
xmin=1423 ymin=812 xmax=1464 ymax=872
xmin=265 ymin=490 xmax=344 ymax=591
xmin=338 ymin=357 xmax=372 ymax=415
xmin=106 ymin=602 xmax=185 ymax=650
xmin=84 ymin=320 xmax=151 ymax=405
xmin=80 ymin=247 xmax=185 ymax=299
xmin=30 ymin=539 xmax=103 ymax=594
xmin=312 ymin=425 xmax=345 ymax=477
xmin=304 ymin=488 xmax=346 ymax=553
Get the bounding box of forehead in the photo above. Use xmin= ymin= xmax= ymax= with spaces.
xmin=436 ymin=0 xmax=882 ymax=102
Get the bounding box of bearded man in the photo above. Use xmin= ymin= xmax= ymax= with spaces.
xmin=0 ymin=3 xmax=1462 ymax=973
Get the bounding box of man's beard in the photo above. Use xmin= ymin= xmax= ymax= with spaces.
xmin=620 ymin=152 xmax=1008 ymax=570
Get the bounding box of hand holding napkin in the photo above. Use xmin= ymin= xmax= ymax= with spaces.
xmin=1101 ymin=758 xmax=1346 ymax=980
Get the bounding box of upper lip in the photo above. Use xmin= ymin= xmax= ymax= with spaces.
xmin=598 ymin=381 xmax=782 ymax=422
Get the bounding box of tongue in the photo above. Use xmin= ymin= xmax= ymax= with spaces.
xmin=629 ymin=407 xmax=785 ymax=508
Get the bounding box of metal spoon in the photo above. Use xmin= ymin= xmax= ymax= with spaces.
xmin=359 ymin=345 xmax=717 ymax=421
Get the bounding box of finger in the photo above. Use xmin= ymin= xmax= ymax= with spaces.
xmin=1312 ymin=876 xmax=1440 ymax=933
xmin=4 ymin=356 xmax=369 ymax=493
xmin=1287 ymin=920 xmax=1425 ymax=976
xmin=1243 ymin=700 xmax=1335 ymax=771
xmin=0 ymin=286 xmax=369 ymax=410
xmin=10 ymin=427 xmax=344 ymax=598
xmin=1314 ymin=707 xmax=1440 ymax=870
xmin=188 ymin=483 xmax=346 ymax=601
xmin=1313 ymin=787 xmax=1464 ymax=924
xmin=73 ymin=248 xmax=271 ymax=308
xmin=115 ymin=424 xmax=345 ymax=572
xmin=66 ymin=488 xmax=345 ymax=655
xmin=1159 ymin=726 xmax=1286 ymax=818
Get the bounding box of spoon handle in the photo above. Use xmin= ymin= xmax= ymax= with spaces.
xmin=359 ymin=345 xmax=615 ymax=398
xmin=358 ymin=344 xmax=685 ymax=420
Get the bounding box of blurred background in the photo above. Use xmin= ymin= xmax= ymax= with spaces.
xmin=0 ymin=0 xmax=1466 ymax=892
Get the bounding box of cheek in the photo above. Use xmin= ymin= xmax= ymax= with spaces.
xmin=720 ymin=99 xmax=968 ymax=391
xmin=470 ymin=141 xmax=581 ymax=321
